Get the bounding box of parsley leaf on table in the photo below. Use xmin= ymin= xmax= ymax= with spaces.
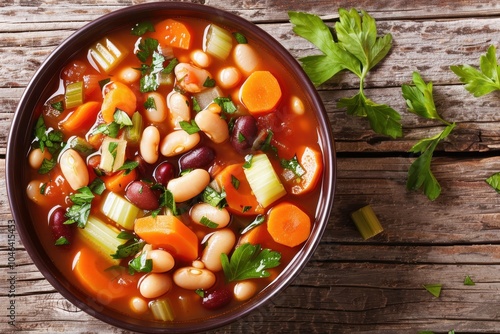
xmin=402 ymin=72 xmax=456 ymax=201
xmin=221 ymin=243 xmax=281 ymax=282
xmin=289 ymin=9 xmax=402 ymax=138
xmin=451 ymin=45 xmax=500 ymax=97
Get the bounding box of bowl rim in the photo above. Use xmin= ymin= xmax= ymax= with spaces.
xmin=6 ymin=2 xmax=336 ymax=333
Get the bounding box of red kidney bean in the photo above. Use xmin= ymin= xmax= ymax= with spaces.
xmin=230 ymin=115 xmax=258 ymax=155
xmin=202 ymin=288 xmax=232 ymax=310
xmin=154 ymin=161 xmax=175 ymax=185
xmin=125 ymin=181 xmax=159 ymax=210
xmin=49 ymin=206 xmax=73 ymax=245
xmin=133 ymin=155 xmax=151 ymax=179
xmin=179 ymin=146 xmax=215 ymax=171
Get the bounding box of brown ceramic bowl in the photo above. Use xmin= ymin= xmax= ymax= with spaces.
xmin=6 ymin=2 xmax=335 ymax=333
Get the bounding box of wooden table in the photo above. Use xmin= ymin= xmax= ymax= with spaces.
xmin=2 ymin=1 xmax=500 ymax=333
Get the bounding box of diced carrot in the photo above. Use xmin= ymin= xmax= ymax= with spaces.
xmin=266 ymin=202 xmax=311 ymax=248
xmin=73 ymin=248 xmax=139 ymax=302
xmin=60 ymin=101 xmax=101 ymax=134
xmin=285 ymin=146 xmax=323 ymax=195
xmin=239 ymin=223 xmax=273 ymax=248
xmin=134 ymin=215 xmax=199 ymax=261
xmin=153 ymin=19 xmax=192 ymax=50
xmin=102 ymin=169 xmax=137 ymax=193
xmin=214 ymin=163 xmax=264 ymax=216
xmin=240 ymin=71 xmax=282 ymax=115
xmin=101 ymin=82 xmax=137 ymax=123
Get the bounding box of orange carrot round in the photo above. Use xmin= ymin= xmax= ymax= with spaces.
xmin=153 ymin=19 xmax=192 ymax=50
xmin=267 ymin=202 xmax=311 ymax=247
xmin=101 ymin=82 xmax=137 ymax=123
xmin=102 ymin=168 xmax=137 ymax=193
xmin=60 ymin=101 xmax=101 ymax=134
xmin=240 ymin=71 xmax=282 ymax=115
xmin=214 ymin=163 xmax=264 ymax=216
xmin=134 ymin=215 xmax=199 ymax=261
xmin=287 ymin=146 xmax=323 ymax=195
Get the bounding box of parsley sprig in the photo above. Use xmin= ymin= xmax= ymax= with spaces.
xmin=33 ymin=116 xmax=65 ymax=174
xmin=289 ymin=9 xmax=402 ymax=138
xmin=402 ymin=72 xmax=456 ymax=200
xmin=64 ymin=187 xmax=95 ymax=228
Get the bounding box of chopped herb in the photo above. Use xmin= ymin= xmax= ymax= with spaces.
xmin=136 ymin=37 xmax=159 ymax=62
xmin=260 ymin=129 xmax=276 ymax=153
xmin=231 ymin=175 xmax=240 ymax=190
xmin=116 ymin=160 xmax=140 ymax=175
xmin=203 ymin=76 xmax=216 ymax=87
xmin=237 ymin=132 xmax=246 ymax=143
xmin=132 ymin=21 xmax=155 ymax=36
xmin=111 ymin=238 xmax=145 ymax=259
xmin=202 ymin=186 xmax=227 ymax=208
xmin=240 ymin=215 xmax=265 ymax=235
xmin=139 ymin=51 xmax=167 ymax=92
xmin=33 ymin=115 xmax=65 ymax=154
xmin=55 ymin=236 xmax=70 ymax=246
xmin=38 ymin=158 xmax=57 ymax=175
xmin=116 ymin=231 xmax=135 ymax=240
xmin=128 ymin=251 xmax=153 ymax=275
xmin=51 ymin=101 xmax=64 ymax=112
xmin=195 ymin=289 xmax=205 ymax=298
xmin=464 ymin=275 xmax=475 ymax=286
xmin=92 ymin=122 xmax=120 ymax=138
xmin=114 ymin=109 xmax=133 ymax=128
xmin=280 ymin=155 xmax=306 ymax=178
xmin=243 ymin=154 xmax=253 ymax=169
xmin=152 ymin=185 xmax=178 ymax=217
xmin=144 ymin=96 xmax=157 ymax=109
xmin=39 ymin=183 xmax=47 ymax=195
xmin=179 ymin=120 xmax=201 ymax=134
xmin=163 ymin=58 xmax=179 ymax=74
xmin=64 ymin=187 xmax=95 ymax=228
xmin=192 ymin=96 xmax=201 ymax=112
xmin=214 ymin=97 xmax=237 ymax=114
xmin=200 ymin=216 xmax=219 ymax=229
xmin=221 ymin=243 xmax=281 ymax=282
xmin=108 ymin=141 xmax=119 ymax=167
xmin=242 ymin=206 xmax=252 ymax=213
xmin=232 ymin=32 xmax=248 ymax=44
xmin=98 ymin=78 xmax=111 ymax=89
xmin=88 ymin=177 xmax=106 ymax=195
xmin=423 ymin=283 xmax=442 ymax=298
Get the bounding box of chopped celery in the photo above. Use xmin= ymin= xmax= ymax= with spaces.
xmin=203 ymin=24 xmax=233 ymax=60
xmin=65 ymin=81 xmax=84 ymax=109
xmin=243 ymin=153 xmax=286 ymax=208
xmin=350 ymin=205 xmax=384 ymax=240
xmin=89 ymin=38 xmax=128 ymax=73
xmin=77 ymin=215 xmax=126 ymax=265
xmin=100 ymin=137 xmax=127 ymax=172
xmin=124 ymin=112 xmax=143 ymax=144
xmin=193 ymin=86 xmax=223 ymax=110
xmin=64 ymin=136 xmax=94 ymax=157
xmin=150 ymin=298 xmax=175 ymax=321
xmin=101 ymin=192 xmax=140 ymax=230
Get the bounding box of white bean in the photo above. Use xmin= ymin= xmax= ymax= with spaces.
xmin=167 ymin=169 xmax=210 ymax=203
xmin=218 ymin=66 xmax=242 ymax=89
xmin=139 ymin=273 xmax=172 ymax=299
xmin=233 ymin=44 xmax=260 ymax=76
xmin=59 ymin=149 xmax=89 ymax=191
xmin=28 ymin=148 xmax=52 ymax=170
xmin=234 ymin=281 xmax=258 ymax=301
xmin=201 ymin=228 xmax=236 ymax=272
xmin=194 ymin=109 xmax=229 ymax=144
xmin=118 ymin=67 xmax=141 ymax=84
xmin=190 ymin=203 xmax=230 ymax=229
xmin=148 ymin=249 xmax=175 ymax=273
xmin=26 ymin=180 xmax=46 ymax=204
xmin=290 ymin=95 xmax=305 ymax=115
xmin=129 ymin=297 xmax=148 ymax=314
xmin=174 ymin=63 xmax=213 ymax=93
xmin=140 ymin=126 xmax=160 ymax=164
xmin=173 ymin=267 xmax=216 ymax=290
xmin=191 ymin=49 xmax=211 ymax=68
xmin=160 ymin=130 xmax=200 ymax=157
xmin=167 ymin=91 xmax=191 ymax=129
xmin=144 ymin=92 xmax=167 ymax=123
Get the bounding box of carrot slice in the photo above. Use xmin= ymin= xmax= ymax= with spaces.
xmin=267 ymin=202 xmax=311 ymax=248
xmin=240 ymin=71 xmax=282 ymax=115
xmin=153 ymin=19 xmax=192 ymax=50
xmin=134 ymin=215 xmax=199 ymax=261
xmin=284 ymin=146 xmax=323 ymax=195
xmin=73 ymin=248 xmax=138 ymax=302
xmin=214 ymin=163 xmax=264 ymax=216
xmin=102 ymin=169 xmax=137 ymax=193
xmin=101 ymin=82 xmax=137 ymax=123
xmin=60 ymin=101 xmax=101 ymax=133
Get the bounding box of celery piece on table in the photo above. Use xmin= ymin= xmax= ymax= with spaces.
xmin=350 ymin=205 xmax=384 ymax=240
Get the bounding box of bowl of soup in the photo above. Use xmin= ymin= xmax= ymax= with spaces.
xmin=6 ymin=2 xmax=335 ymax=332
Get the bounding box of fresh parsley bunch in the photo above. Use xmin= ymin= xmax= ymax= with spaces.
xmin=402 ymin=72 xmax=456 ymax=200
xmin=289 ymin=9 xmax=402 ymax=138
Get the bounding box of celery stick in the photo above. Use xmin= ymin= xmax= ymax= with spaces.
xmin=77 ymin=215 xmax=126 ymax=265
xmin=150 ymin=298 xmax=175 ymax=321
xmin=64 ymin=136 xmax=94 ymax=157
xmin=100 ymin=137 xmax=127 ymax=172
xmin=243 ymin=153 xmax=286 ymax=208
xmin=65 ymin=81 xmax=84 ymax=109
xmin=89 ymin=38 xmax=128 ymax=73
xmin=203 ymin=24 xmax=233 ymax=60
xmin=124 ymin=112 xmax=143 ymax=144
xmin=350 ymin=205 xmax=384 ymax=240
xmin=101 ymin=192 xmax=140 ymax=230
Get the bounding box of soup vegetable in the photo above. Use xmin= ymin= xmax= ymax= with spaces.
xmin=25 ymin=16 xmax=324 ymax=322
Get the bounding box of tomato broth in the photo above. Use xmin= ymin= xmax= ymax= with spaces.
xmin=25 ymin=15 xmax=324 ymax=323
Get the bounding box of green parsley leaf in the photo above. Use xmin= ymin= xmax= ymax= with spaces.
xmin=88 ymin=177 xmax=106 ymax=195
xmin=33 ymin=115 xmax=65 ymax=154
xmin=486 ymin=172 xmax=500 ymax=192
xmin=116 ymin=231 xmax=135 ymax=240
xmin=202 ymin=186 xmax=227 ymax=208
xmin=136 ymin=37 xmax=159 ymax=63
xmin=451 ymin=45 xmax=500 ymax=97
xmin=139 ymin=51 xmax=167 ymax=93
xmin=231 ymin=175 xmax=240 ymax=190
xmin=114 ymin=109 xmax=133 ymax=128
xmin=195 ymin=289 xmax=205 ymax=298
xmin=192 ymin=96 xmax=201 ymax=113
xmin=289 ymin=9 xmax=401 ymax=138
xmin=233 ymin=32 xmax=248 ymax=44
xmin=64 ymin=187 xmax=95 ymax=228
xmin=214 ymin=97 xmax=237 ymax=114
xmin=128 ymin=251 xmax=153 ymax=274
xmin=92 ymin=122 xmax=120 ymax=138
xmin=99 ymin=78 xmax=111 ymax=89
xmin=163 ymin=58 xmax=179 ymax=75
xmin=131 ymin=21 xmax=155 ymax=36
xmin=221 ymin=243 xmax=281 ymax=282
xmin=55 ymin=236 xmax=70 ymax=246
xmin=423 ymin=283 xmax=442 ymax=298
xmin=243 ymin=154 xmax=253 ymax=169
xmin=40 ymin=183 xmax=47 ymax=195
xmin=240 ymin=215 xmax=265 ymax=235
xmin=108 ymin=141 xmax=119 ymax=167
xmin=200 ymin=216 xmax=219 ymax=229
xmin=111 ymin=238 xmax=145 ymax=259
xmin=464 ymin=275 xmax=475 ymax=286
xmin=116 ymin=160 xmax=140 ymax=175
xmin=38 ymin=158 xmax=57 ymax=174
xmin=280 ymin=155 xmax=306 ymax=178
xmin=144 ymin=96 xmax=157 ymax=109
xmin=179 ymin=120 xmax=201 ymax=134
xmin=203 ymin=76 xmax=216 ymax=87
xmin=51 ymin=101 xmax=64 ymax=112
xmin=151 ymin=185 xmax=178 ymax=217
xmin=402 ymin=72 xmax=446 ymax=123
xmin=407 ymin=123 xmax=456 ymax=201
